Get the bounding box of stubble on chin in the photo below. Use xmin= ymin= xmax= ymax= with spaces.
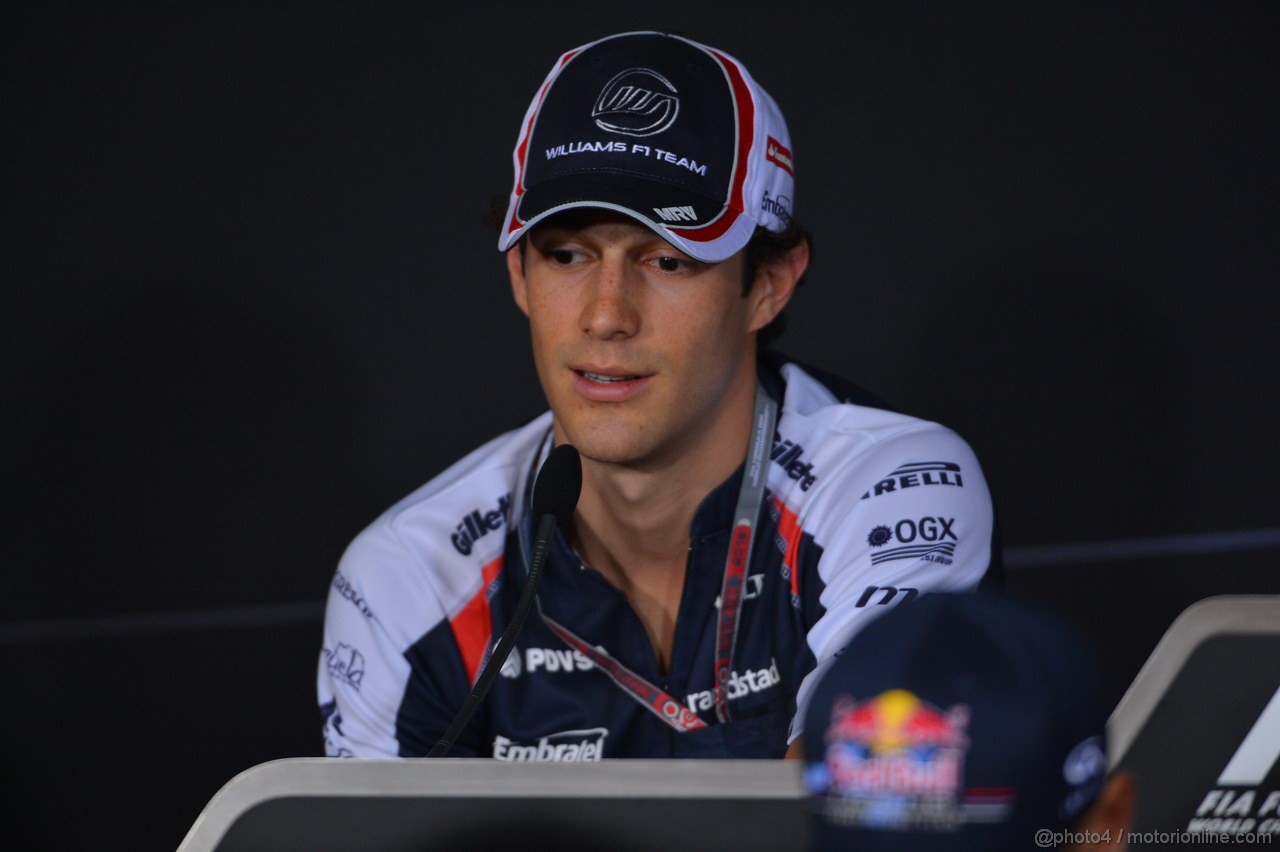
xmin=552 ymin=410 xmax=658 ymax=469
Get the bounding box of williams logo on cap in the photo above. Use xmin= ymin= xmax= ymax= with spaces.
xmin=592 ymin=68 xmax=680 ymax=137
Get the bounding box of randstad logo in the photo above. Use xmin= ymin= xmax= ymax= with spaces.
xmin=451 ymin=493 xmax=512 ymax=556
xmin=493 ymin=728 xmax=608 ymax=762
xmin=592 ymin=68 xmax=680 ymax=137
xmin=684 ymin=658 xmax=782 ymax=713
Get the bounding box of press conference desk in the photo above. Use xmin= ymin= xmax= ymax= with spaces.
xmin=178 ymin=757 xmax=811 ymax=852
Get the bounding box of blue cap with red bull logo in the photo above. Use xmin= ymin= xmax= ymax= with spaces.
xmin=801 ymin=591 xmax=1109 ymax=851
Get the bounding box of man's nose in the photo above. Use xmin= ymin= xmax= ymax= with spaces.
xmin=580 ymin=256 xmax=640 ymax=340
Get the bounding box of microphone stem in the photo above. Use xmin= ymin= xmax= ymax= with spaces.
xmin=428 ymin=513 xmax=556 ymax=757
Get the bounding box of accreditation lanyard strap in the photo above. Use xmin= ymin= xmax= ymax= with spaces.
xmin=535 ymin=387 xmax=778 ymax=733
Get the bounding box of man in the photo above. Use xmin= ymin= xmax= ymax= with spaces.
xmin=319 ymin=31 xmax=999 ymax=760
xmin=801 ymin=591 xmax=1134 ymax=850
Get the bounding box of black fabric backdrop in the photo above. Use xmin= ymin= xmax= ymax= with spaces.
xmin=3 ymin=3 xmax=1277 ymax=849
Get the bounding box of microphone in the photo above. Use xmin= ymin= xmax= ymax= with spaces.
xmin=428 ymin=444 xmax=581 ymax=757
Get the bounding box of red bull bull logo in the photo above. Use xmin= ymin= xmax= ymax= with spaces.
xmin=823 ymin=689 xmax=970 ymax=798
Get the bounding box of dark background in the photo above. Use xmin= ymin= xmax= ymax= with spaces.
xmin=3 ymin=2 xmax=1277 ymax=849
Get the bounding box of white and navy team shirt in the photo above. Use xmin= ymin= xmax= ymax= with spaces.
xmin=318 ymin=356 xmax=999 ymax=760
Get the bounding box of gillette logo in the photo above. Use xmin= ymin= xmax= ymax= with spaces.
xmin=493 ymin=728 xmax=608 ymax=762
xmin=450 ymin=493 xmax=512 ymax=555
xmin=772 ymin=436 xmax=818 ymax=490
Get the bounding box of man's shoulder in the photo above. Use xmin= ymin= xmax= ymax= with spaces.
xmin=767 ymin=355 xmax=990 ymax=527
xmin=377 ymin=412 xmax=551 ymax=537
xmin=333 ymin=413 xmax=551 ymax=625
xmin=770 ymin=355 xmax=978 ymax=470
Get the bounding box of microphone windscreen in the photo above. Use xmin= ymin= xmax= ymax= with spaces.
xmin=531 ymin=444 xmax=582 ymax=525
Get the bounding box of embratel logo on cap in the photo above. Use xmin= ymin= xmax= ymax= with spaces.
xmin=592 ymin=68 xmax=680 ymax=137
xmin=766 ymin=136 xmax=794 ymax=175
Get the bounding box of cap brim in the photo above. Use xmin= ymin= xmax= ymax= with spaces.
xmin=499 ymin=172 xmax=756 ymax=263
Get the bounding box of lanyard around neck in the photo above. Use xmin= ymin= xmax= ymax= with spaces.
xmin=530 ymin=385 xmax=779 ymax=732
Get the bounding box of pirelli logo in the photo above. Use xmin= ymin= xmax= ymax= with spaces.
xmin=860 ymin=462 xmax=964 ymax=500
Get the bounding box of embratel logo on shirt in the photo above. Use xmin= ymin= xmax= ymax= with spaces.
xmin=860 ymin=462 xmax=964 ymax=501
xmin=493 ymin=727 xmax=608 ymax=762
xmin=592 ymin=68 xmax=680 ymax=137
xmin=451 ymin=493 xmax=512 ymax=555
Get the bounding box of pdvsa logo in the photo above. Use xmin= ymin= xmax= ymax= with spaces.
xmin=451 ymin=493 xmax=512 ymax=555
xmin=860 ymin=462 xmax=964 ymax=500
xmin=493 ymin=728 xmax=608 ymax=762
xmin=499 ymin=650 xmax=522 ymax=679
xmin=592 ymin=68 xmax=679 ymax=137
xmin=502 ymin=647 xmax=596 ymax=679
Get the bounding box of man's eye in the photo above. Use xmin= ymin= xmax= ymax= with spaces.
xmin=655 ymin=256 xmax=689 ymax=272
xmin=549 ymin=249 xmax=579 ymax=265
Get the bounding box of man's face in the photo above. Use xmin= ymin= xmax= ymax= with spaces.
xmin=508 ymin=211 xmax=778 ymax=471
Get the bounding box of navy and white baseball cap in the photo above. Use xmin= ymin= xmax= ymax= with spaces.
xmin=802 ymin=592 xmax=1110 ymax=852
xmin=499 ymin=31 xmax=795 ymax=263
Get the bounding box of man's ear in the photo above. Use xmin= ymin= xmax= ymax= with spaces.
xmin=507 ymin=245 xmax=530 ymax=317
xmin=747 ymin=237 xmax=809 ymax=333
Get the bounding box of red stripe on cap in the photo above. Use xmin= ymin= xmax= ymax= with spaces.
xmin=507 ymin=49 xmax=582 ymax=235
xmin=772 ymin=495 xmax=803 ymax=600
xmin=670 ymin=48 xmax=755 ymax=241
xmin=448 ymin=555 xmax=505 ymax=684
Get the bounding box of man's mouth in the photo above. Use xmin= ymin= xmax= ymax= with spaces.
xmin=578 ymin=370 xmax=640 ymax=384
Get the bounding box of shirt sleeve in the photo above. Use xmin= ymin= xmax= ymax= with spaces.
xmin=789 ymin=424 xmax=996 ymax=740
xmin=317 ymin=522 xmax=476 ymax=758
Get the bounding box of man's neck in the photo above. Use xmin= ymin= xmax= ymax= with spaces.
xmin=571 ymin=462 xmax=719 ymax=579
xmin=564 ymin=373 xmax=759 ymax=585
